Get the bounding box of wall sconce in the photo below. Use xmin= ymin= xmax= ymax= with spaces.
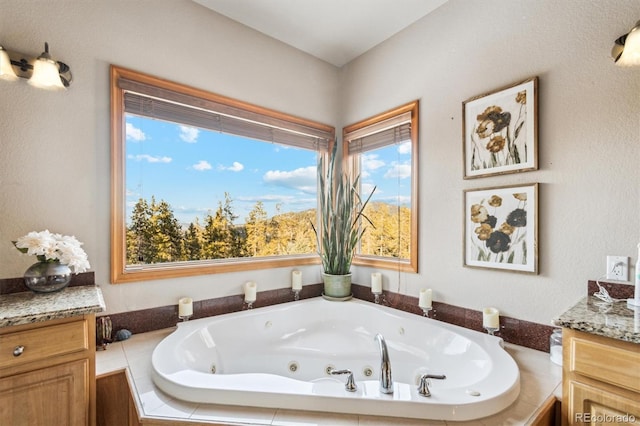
xmin=612 ymin=20 xmax=640 ymax=67
xmin=0 ymin=42 xmax=72 ymax=90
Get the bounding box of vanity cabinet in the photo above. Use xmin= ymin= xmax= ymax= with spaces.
xmin=562 ymin=328 xmax=640 ymax=425
xmin=0 ymin=314 xmax=96 ymax=426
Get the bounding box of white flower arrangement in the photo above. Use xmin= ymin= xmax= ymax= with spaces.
xmin=13 ymin=230 xmax=91 ymax=274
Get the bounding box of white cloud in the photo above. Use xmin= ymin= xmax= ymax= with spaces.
xmin=218 ymin=161 xmax=244 ymax=172
xmin=179 ymin=125 xmax=199 ymax=143
xmin=398 ymin=141 xmax=412 ymax=155
xmin=263 ymin=166 xmax=316 ymax=193
xmin=192 ymin=160 xmax=212 ymax=171
xmin=384 ymin=162 xmax=411 ymax=179
xmin=128 ymin=154 xmax=172 ymax=163
xmin=362 ymin=153 xmax=385 ymax=173
xmin=126 ymin=123 xmax=146 ymax=141
xmin=361 ymin=182 xmax=377 ymax=197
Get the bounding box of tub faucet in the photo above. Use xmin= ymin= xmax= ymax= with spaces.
xmin=417 ymin=373 xmax=446 ymax=397
xmin=374 ymin=333 xmax=393 ymax=394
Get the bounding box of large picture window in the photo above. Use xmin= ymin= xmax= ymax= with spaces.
xmin=111 ymin=66 xmax=334 ymax=283
xmin=343 ymin=101 xmax=419 ymax=272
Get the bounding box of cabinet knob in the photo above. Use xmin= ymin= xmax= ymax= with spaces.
xmin=13 ymin=345 xmax=24 ymax=357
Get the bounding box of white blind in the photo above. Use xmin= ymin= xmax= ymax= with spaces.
xmin=119 ymin=78 xmax=332 ymax=151
xmin=345 ymin=111 xmax=412 ymax=155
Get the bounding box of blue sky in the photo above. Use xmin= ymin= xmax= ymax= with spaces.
xmin=125 ymin=115 xmax=411 ymax=226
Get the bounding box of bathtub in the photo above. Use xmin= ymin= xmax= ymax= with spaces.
xmin=151 ymin=298 xmax=520 ymax=421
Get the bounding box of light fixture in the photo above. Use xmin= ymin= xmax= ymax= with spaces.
xmin=0 ymin=46 xmax=18 ymax=81
xmin=0 ymin=41 xmax=72 ymax=89
xmin=612 ymin=20 xmax=640 ymax=67
xmin=28 ymin=43 xmax=66 ymax=90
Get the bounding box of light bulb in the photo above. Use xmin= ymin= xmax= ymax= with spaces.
xmin=0 ymin=46 xmax=18 ymax=81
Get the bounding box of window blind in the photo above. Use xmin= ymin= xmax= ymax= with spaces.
xmin=119 ymin=78 xmax=332 ymax=151
xmin=345 ymin=111 xmax=412 ymax=155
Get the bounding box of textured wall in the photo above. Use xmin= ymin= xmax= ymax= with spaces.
xmin=0 ymin=0 xmax=339 ymax=314
xmin=1 ymin=0 xmax=639 ymax=326
xmin=342 ymin=0 xmax=640 ymax=324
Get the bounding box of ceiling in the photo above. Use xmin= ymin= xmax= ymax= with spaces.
xmin=193 ymin=0 xmax=448 ymax=67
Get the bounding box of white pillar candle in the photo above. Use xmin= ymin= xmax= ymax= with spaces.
xmin=292 ymin=270 xmax=302 ymax=290
xmin=418 ymin=288 xmax=432 ymax=309
xmin=178 ymin=297 xmax=193 ymax=317
xmin=371 ymin=272 xmax=382 ymax=293
xmin=483 ymin=307 xmax=500 ymax=329
xmin=244 ymin=281 xmax=257 ymax=302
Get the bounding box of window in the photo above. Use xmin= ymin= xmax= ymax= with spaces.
xmin=111 ymin=66 xmax=334 ymax=283
xmin=343 ymin=101 xmax=419 ymax=272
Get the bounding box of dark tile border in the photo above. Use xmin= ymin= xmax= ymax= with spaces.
xmin=0 ymin=271 xmax=96 ymax=294
xmin=587 ymin=279 xmax=635 ymax=299
xmin=102 ymin=282 xmax=554 ymax=352
xmin=6 ymin=274 xmax=623 ymax=352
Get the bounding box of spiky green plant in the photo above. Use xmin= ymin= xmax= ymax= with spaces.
xmin=311 ymin=143 xmax=375 ymax=275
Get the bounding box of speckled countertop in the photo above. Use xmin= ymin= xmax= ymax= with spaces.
xmin=0 ymin=285 xmax=105 ymax=328
xmin=554 ymin=296 xmax=640 ymax=344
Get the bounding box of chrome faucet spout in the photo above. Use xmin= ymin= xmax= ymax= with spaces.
xmin=374 ymin=333 xmax=393 ymax=394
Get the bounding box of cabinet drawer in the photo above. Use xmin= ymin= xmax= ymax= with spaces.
xmin=568 ymin=333 xmax=640 ymax=393
xmin=0 ymin=319 xmax=88 ymax=369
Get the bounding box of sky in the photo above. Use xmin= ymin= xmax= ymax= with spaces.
xmin=125 ymin=115 xmax=411 ymax=226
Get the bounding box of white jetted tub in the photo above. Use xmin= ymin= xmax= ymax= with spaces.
xmin=151 ymin=297 xmax=519 ymax=421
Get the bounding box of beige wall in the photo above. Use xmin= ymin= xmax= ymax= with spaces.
xmin=0 ymin=0 xmax=339 ymax=314
xmin=342 ymin=0 xmax=640 ymax=323
xmin=1 ymin=0 xmax=638 ymax=325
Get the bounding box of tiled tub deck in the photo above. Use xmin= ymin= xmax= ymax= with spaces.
xmin=97 ymin=327 xmax=562 ymax=426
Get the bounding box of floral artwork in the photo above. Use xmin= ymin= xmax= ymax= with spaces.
xmin=464 ymin=184 xmax=538 ymax=273
xmin=463 ymin=77 xmax=538 ymax=178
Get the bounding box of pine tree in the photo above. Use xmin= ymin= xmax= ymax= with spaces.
xmin=127 ymin=197 xmax=156 ymax=263
xmin=184 ymin=220 xmax=203 ymax=260
xmin=149 ymin=199 xmax=184 ymax=262
xmin=245 ymin=201 xmax=268 ymax=256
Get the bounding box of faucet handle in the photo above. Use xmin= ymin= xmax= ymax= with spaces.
xmin=417 ymin=373 xmax=446 ymax=397
xmin=329 ymin=368 xmax=357 ymax=392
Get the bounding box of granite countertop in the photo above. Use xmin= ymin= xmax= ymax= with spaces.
xmin=554 ymin=295 xmax=640 ymax=344
xmin=0 ymin=285 xmax=106 ymax=328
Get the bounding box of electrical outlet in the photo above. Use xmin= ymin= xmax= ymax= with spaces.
xmin=606 ymin=255 xmax=629 ymax=281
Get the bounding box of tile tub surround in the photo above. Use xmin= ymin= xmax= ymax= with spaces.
xmin=0 ymin=284 xmax=106 ymax=328
xmin=102 ymin=283 xmax=556 ymax=352
xmin=0 ymin=270 xmax=96 ymax=295
xmin=96 ymin=327 xmax=562 ymax=425
xmin=586 ymin=279 xmax=635 ymax=300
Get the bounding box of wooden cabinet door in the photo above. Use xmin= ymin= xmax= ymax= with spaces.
xmin=0 ymin=359 xmax=89 ymax=426
xmin=567 ymin=380 xmax=640 ymax=425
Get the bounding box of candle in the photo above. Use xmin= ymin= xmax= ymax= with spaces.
xmin=483 ymin=307 xmax=500 ymax=329
xmin=418 ymin=288 xmax=432 ymax=309
xmin=178 ymin=297 xmax=193 ymax=317
xmin=371 ymin=272 xmax=382 ymax=293
xmin=292 ymin=270 xmax=302 ymax=290
xmin=244 ymin=281 xmax=257 ymax=302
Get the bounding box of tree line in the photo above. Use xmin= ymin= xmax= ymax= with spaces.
xmin=126 ymin=194 xmax=410 ymax=264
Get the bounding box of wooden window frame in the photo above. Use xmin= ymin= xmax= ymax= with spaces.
xmin=343 ymin=100 xmax=419 ymax=273
xmin=110 ymin=65 xmax=334 ymax=283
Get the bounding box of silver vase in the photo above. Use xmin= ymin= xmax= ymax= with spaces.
xmin=24 ymin=260 xmax=72 ymax=293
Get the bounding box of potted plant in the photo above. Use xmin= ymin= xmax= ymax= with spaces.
xmin=312 ymin=142 xmax=375 ymax=299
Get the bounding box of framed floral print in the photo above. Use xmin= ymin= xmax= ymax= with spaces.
xmin=464 ymin=183 xmax=538 ymax=274
xmin=463 ymin=77 xmax=538 ymax=179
